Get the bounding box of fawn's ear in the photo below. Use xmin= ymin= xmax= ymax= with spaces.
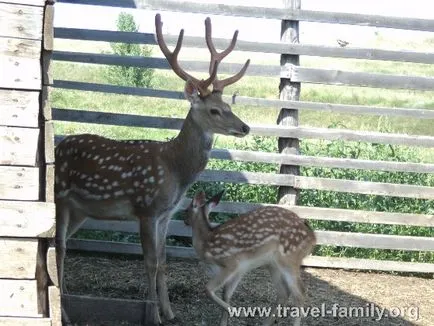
xmin=184 ymin=80 xmax=200 ymax=103
xmin=192 ymin=191 xmax=206 ymax=208
xmin=207 ymin=190 xmax=224 ymax=211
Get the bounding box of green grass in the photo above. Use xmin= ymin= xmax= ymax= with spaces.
xmin=53 ymin=46 xmax=434 ymax=264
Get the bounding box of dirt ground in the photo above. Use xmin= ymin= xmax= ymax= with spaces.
xmin=63 ymin=251 xmax=433 ymax=326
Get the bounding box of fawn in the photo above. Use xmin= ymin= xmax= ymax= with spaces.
xmin=185 ymin=191 xmax=316 ymax=326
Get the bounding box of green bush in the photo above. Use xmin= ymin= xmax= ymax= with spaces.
xmin=106 ymin=12 xmax=154 ymax=87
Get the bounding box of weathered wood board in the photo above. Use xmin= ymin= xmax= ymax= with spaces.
xmin=0 ymin=201 xmax=55 ymax=237
xmin=0 ymin=280 xmax=39 ymax=317
xmin=48 ymin=286 xmax=61 ymax=326
xmin=0 ymin=166 xmax=39 ymax=200
xmin=0 ymin=238 xmax=39 ymax=279
xmin=0 ymin=90 xmax=39 ymax=128
xmin=0 ymin=39 xmax=41 ymax=90
xmin=0 ymin=3 xmax=43 ymax=40
xmin=0 ymin=317 xmax=51 ymax=326
xmin=0 ymin=127 xmax=40 ymax=166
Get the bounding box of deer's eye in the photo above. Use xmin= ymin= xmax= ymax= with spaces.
xmin=210 ymin=109 xmax=221 ymax=116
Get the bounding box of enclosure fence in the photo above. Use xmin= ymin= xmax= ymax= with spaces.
xmin=49 ymin=0 xmax=434 ymax=274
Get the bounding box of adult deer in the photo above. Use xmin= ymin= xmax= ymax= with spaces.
xmin=55 ymin=14 xmax=250 ymax=325
xmin=185 ymin=191 xmax=316 ymax=326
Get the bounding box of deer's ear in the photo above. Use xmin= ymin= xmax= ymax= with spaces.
xmin=192 ymin=191 xmax=206 ymax=208
xmin=184 ymin=80 xmax=200 ymax=103
xmin=207 ymin=190 xmax=224 ymax=211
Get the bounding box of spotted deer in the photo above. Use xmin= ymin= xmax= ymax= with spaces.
xmin=185 ymin=191 xmax=316 ymax=326
xmin=55 ymin=14 xmax=250 ymax=325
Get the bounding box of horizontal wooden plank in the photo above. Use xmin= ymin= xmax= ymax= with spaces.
xmin=0 ymin=37 xmax=40 ymax=59
xmin=0 ymin=166 xmax=39 ymax=200
xmin=52 ymin=33 xmax=434 ymax=65
xmin=164 ymin=220 xmax=434 ymax=251
xmin=0 ymin=3 xmax=43 ymax=40
xmin=53 ymin=52 xmax=434 ymax=91
xmin=66 ymin=240 xmax=434 ymax=273
xmin=0 ymin=280 xmax=39 ymax=317
xmin=1 ymin=0 xmax=46 ymax=6
xmin=289 ymin=66 xmax=434 ymax=91
xmin=69 ymin=229 xmax=434 ymax=252
xmin=251 ymin=125 xmax=434 ymax=148
xmin=0 ymin=317 xmax=51 ymax=326
xmin=52 ymin=106 xmax=434 ymax=147
xmin=196 ymin=170 xmax=434 ymax=199
xmin=55 ymin=0 xmax=434 ymax=32
xmin=0 ymin=200 xmax=55 ymax=237
xmin=51 ymin=80 xmax=434 ymax=120
xmin=53 ymin=51 xmax=434 ymax=92
xmin=0 ymin=56 xmax=41 ymax=90
xmin=0 ymin=90 xmax=40 ymax=128
xmin=0 ymin=238 xmax=39 ymax=279
xmin=0 ymin=126 xmax=40 ymax=166
xmin=54 ymin=134 xmax=434 ymax=174
xmin=198 ymin=169 xmax=294 ymax=186
xmin=294 ymin=175 xmax=434 ymax=199
xmin=230 ymin=95 xmax=434 ymax=120
xmin=81 ymin=203 xmax=434 ymax=237
xmin=210 ymin=149 xmax=434 ymax=174
xmin=52 ymin=52 xmax=277 ymax=77
xmin=303 ymin=256 xmax=434 ymax=273
xmin=62 ymin=294 xmax=145 ymax=323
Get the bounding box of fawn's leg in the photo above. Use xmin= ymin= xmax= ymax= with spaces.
xmin=220 ymin=274 xmax=243 ymax=326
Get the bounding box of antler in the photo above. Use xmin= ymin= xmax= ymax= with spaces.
xmin=204 ymin=17 xmax=250 ymax=93
xmin=155 ymin=14 xmax=218 ymax=96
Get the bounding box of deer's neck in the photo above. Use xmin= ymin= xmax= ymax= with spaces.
xmin=166 ymin=110 xmax=213 ymax=187
xmin=191 ymin=214 xmax=213 ymax=260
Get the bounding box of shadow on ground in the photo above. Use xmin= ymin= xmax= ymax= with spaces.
xmin=63 ymin=251 xmax=432 ymax=326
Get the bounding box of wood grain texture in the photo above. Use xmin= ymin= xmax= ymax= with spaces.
xmin=0 ymin=90 xmax=39 ymax=128
xmin=278 ymin=0 xmax=301 ymax=206
xmin=0 ymin=280 xmax=40 ymax=317
xmin=52 ymin=105 xmax=434 ymax=147
xmin=46 ymin=247 xmax=58 ymax=287
xmin=66 ymin=240 xmax=434 ymax=273
xmin=42 ymin=4 xmax=54 ymax=51
xmin=0 ymin=166 xmax=39 ymax=200
xmin=48 ymin=286 xmax=61 ymax=326
xmin=0 ymin=37 xmax=40 ymax=59
xmin=0 ymin=126 xmax=40 ymax=166
xmin=0 ymin=318 xmax=51 ymax=326
xmin=0 ymin=37 xmax=41 ymax=90
xmin=0 ymin=3 xmax=43 ymax=40
xmin=0 ymin=238 xmax=39 ymax=279
xmin=53 ymin=39 xmax=434 ymax=65
xmin=0 ymin=200 xmax=55 ymax=237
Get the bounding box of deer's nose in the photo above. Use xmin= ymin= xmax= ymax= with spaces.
xmin=242 ymin=124 xmax=250 ymax=134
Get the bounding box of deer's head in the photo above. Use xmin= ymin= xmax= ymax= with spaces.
xmin=155 ymin=14 xmax=250 ymax=137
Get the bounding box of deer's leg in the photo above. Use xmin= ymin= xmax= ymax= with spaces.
xmin=278 ymin=263 xmax=305 ymax=326
xmin=140 ymin=216 xmax=161 ymax=325
xmin=56 ymin=203 xmax=87 ymax=325
xmin=262 ymin=264 xmax=291 ymax=326
xmin=156 ymin=214 xmax=175 ymax=321
xmin=206 ymin=266 xmax=239 ymax=312
xmin=220 ymin=273 xmax=242 ymax=326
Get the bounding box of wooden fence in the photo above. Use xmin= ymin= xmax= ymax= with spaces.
xmin=0 ymin=0 xmax=60 ymax=325
xmin=52 ymin=0 xmax=434 ymax=274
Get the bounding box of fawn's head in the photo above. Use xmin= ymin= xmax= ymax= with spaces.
xmin=185 ymin=190 xmax=224 ymax=226
xmin=155 ymin=14 xmax=250 ymax=137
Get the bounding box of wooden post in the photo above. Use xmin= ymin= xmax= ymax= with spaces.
xmin=277 ymin=0 xmax=301 ymax=205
